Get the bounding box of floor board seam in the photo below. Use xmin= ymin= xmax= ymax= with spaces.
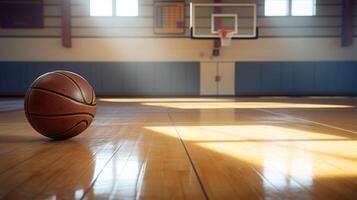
xmin=80 ymin=132 xmax=127 ymax=199
xmin=167 ymin=112 xmax=210 ymax=200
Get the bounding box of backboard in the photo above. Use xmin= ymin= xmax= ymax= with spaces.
xmin=190 ymin=3 xmax=258 ymax=39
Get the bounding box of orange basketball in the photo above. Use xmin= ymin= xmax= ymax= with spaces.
xmin=24 ymin=71 xmax=96 ymax=140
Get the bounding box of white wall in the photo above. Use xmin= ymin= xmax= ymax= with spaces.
xmin=0 ymin=38 xmax=357 ymax=62
xmin=0 ymin=0 xmax=356 ymax=62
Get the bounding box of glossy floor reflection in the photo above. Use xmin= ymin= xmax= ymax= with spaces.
xmin=1 ymin=98 xmax=357 ymax=199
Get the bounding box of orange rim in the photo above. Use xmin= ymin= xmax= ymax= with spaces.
xmin=217 ymin=29 xmax=234 ymax=37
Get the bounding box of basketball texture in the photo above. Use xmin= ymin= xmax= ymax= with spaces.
xmin=24 ymin=71 xmax=96 ymax=140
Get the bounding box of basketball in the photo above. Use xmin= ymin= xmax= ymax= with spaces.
xmin=24 ymin=71 xmax=96 ymax=140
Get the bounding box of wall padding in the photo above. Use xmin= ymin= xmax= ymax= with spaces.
xmin=236 ymin=61 xmax=357 ymax=96
xmin=0 ymin=62 xmax=200 ymax=96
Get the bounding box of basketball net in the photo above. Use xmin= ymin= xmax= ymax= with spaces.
xmin=217 ymin=29 xmax=234 ymax=47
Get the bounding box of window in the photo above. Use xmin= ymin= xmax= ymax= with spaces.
xmin=265 ymin=0 xmax=289 ymax=16
xmin=291 ymin=0 xmax=316 ymax=16
xmin=90 ymin=0 xmax=112 ymax=16
xmin=90 ymin=0 xmax=138 ymax=17
xmin=116 ymin=0 xmax=138 ymax=16
xmin=265 ymin=0 xmax=316 ymax=16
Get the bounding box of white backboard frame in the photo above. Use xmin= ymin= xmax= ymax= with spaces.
xmin=211 ymin=14 xmax=238 ymax=34
xmin=190 ymin=3 xmax=257 ymax=39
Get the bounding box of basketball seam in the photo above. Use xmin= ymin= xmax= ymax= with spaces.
xmin=52 ymin=120 xmax=89 ymax=140
xmin=54 ymin=71 xmax=90 ymax=104
xmin=90 ymin=89 xmax=95 ymax=104
xmin=30 ymin=87 xmax=96 ymax=107
xmin=26 ymin=112 xmax=95 ymax=118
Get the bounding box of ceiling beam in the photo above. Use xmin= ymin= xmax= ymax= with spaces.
xmin=213 ymin=0 xmax=222 ymax=56
xmin=61 ymin=0 xmax=72 ymax=48
xmin=341 ymin=0 xmax=354 ymax=47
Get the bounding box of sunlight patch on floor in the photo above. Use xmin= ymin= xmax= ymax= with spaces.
xmin=98 ymin=98 xmax=234 ymax=103
xmin=141 ymin=102 xmax=353 ymax=109
xmin=145 ymin=125 xmax=357 ymax=178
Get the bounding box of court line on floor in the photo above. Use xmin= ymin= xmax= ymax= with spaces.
xmin=256 ymin=108 xmax=357 ymax=135
xmin=167 ymin=112 xmax=210 ymax=200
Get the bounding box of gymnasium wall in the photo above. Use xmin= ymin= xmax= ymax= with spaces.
xmin=0 ymin=0 xmax=356 ymax=40
xmin=0 ymin=0 xmax=356 ymax=62
xmin=236 ymin=61 xmax=357 ymax=95
xmin=0 ymin=0 xmax=357 ymax=96
xmin=0 ymin=62 xmax=200 ymax=96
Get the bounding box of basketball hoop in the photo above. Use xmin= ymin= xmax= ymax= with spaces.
xmin=217 ymin=29 xmax=234 ymax=47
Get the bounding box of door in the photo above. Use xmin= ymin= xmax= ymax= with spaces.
xmin=200 ymin=62 xmax=217 ymax=95
xmin=218 ymin=62 xmax=235 ymax=95
xmin=200 ymin=62 xmax=235 ymax=96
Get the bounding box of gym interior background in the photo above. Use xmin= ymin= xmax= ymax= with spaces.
xmin=0 ymin=0 xmax=356 ymax=97
xmin=1 ymin=0 xmax=357 ymax=199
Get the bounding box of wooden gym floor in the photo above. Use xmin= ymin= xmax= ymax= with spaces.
xmin=0 ymin=97 xmax=357 ymax=200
